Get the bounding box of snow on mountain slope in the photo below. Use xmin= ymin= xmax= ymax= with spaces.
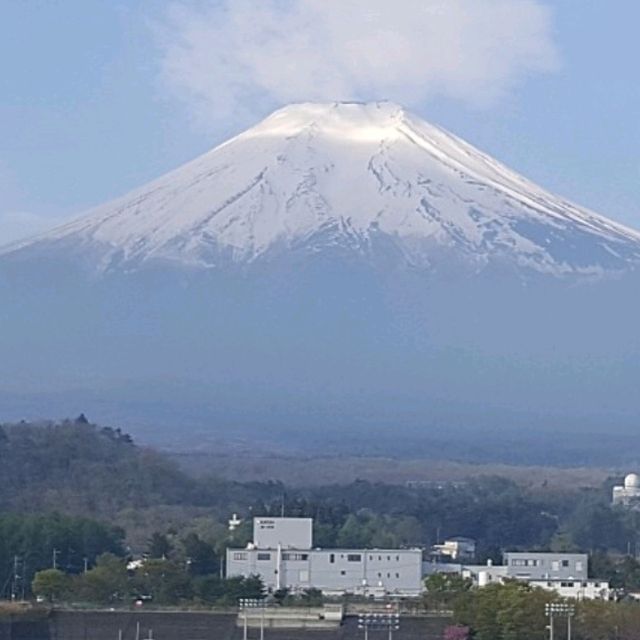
xmin=5 ymin=101 xmax=640 ymax=276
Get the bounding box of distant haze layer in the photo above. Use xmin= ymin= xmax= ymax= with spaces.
xmin=1 ymin=102 xmax=639 ymax=461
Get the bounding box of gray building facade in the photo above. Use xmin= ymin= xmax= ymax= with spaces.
xmin=253 ymin=517 xmax=313 ymax=550
xmin=226 ymin=518 xmax=423 ymax=597
xmin=503 ymin=552 xmax=588 ymax=581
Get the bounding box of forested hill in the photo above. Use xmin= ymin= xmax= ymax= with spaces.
xmin=0 ymin=419 xmax=634 ymax=562
xmin=0 ymin=418 xmax=187 ymax=515
xmin=0 ymin=418 xmax=277 ymax=517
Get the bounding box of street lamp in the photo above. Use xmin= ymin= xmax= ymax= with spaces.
xmin=545 ymin=602 xmax=575 ymax=640
xmin=238 ymin=598 xmax=266 ymax=640
xmin=357 ymin=613 xmax=400 ymax=640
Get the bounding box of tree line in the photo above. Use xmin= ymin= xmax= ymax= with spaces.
xmin=3 ymin=419 xmax=640 ymax=595
xmin=431 ymin=576 xmax=640 ymax=640
xmin=31 ymin=554 xmax=264 ymax=607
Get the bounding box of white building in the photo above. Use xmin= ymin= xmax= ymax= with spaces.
xmin=226 ymin=517 xmax=423 ymax=597
xmin=612 ymin=474 xmax=640 ymax=507
xmin=460 ymin=553 xmax=611 ymax=600
xmin=529 ymin=579 xmax=611 ymax=600
xmin=431 ymin=537 xmax=476 ymax=562
xmin=253 ymin=517 xmax=313 ymax=549
xmin=462 ymin=560 xmax=508 ymax=587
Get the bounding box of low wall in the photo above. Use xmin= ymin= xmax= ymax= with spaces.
xmin=0 ymin=616 xmax=50 ymax=640
xmin=1 ymin=609 xmax=451 ymax=640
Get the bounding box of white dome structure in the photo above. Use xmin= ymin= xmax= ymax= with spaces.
xmin=613 ymin=473 xmax=640 ymax=508
xmin=624 ymin=473 xmax=640 ymax=489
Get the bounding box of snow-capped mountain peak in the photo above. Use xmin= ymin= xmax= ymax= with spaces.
xmin=5 ymin=101 xmax=640 ymax=276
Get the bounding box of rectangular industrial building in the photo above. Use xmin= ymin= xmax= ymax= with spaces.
xmin=226 ymin=517 xmax=423 ymax=597
xmin=502 ymin=552 xmax=588 ymax=581
xmin=253 ymin=517 xmax=313 ymax=550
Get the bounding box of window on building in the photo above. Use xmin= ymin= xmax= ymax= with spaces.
xmin=395 ymin=573 xmax=400 ymax=578
xmin=340 ymin=570 xmax=346 ymax=576
xmin=347 ymin=554 xmax=362 ymax=562
xmin=257 ymin=553 xmax=271 ymax=561
xmin=329 ymin=554 xmax=335 ymax=564
xmin=512 ymin=559 xmax=539 ymax=567
xmin=283 ymin=553 xmax=308 ymax=561
xmin=561 ymin=560 xmax=570 ymax=567
xmin=576 ymin=561 xmax=584 ymax=572
xmin=552 ymin=561 xmax=559 ymax=571
xmin=396 ymin=556 xmax=400 ymax=562
xmin=233 ymin=552 xmax=247 ymax=561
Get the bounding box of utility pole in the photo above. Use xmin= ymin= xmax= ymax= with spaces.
xmin=21 ymin=560 xmax=26 ymax=601
xmin=52 ymin=548 xmax=60 ymax=570
xmin=11 ymin=555 xmax=20 ymax=601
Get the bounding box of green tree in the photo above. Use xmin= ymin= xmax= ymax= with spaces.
xmin=75 ymin=553 xmax=129 ymax=604
xmin=193 ymin=575 xmax=227 ymax=603
xmin=335 ymin=514 xmax=372 ymax=548
xmin=181 ymin=533 xmax=218 ymax=576
xmin=133 ymin=559 xmax=192 ymax=605
xmin=193 ymin=575 xmax=264 ymax=605
xmin=299 ymin=588 xmax=323 ymax=606
xmin=566 ymin=499 xmax=629 ymax=552
xmin=147 ymin=532 xmax=173 ymax=559
xmin=32 ymin=568 xmax=69 ymax=602
xmin=454 ymin=581 xmax=552 ymax=640
xmin=424 ymin=573 xmax=472 ymax=610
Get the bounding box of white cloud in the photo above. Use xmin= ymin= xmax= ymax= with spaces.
xmin=0 ymin=211 xmax=63 ymax=246
xmin=155 ymin=0 xmax=559 ymax=130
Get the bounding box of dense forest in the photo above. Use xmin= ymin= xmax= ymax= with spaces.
xmin=2 ymin=418 xmax=640 ymax=602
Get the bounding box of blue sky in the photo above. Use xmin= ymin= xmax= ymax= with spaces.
xmin=1 ymin=0 xmax=639 ymax=243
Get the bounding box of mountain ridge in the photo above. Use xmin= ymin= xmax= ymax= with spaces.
xmin=3 ymin=102 xmax=640 ymax=447
xmin=4 ymin=101 xmax=640 ymax=277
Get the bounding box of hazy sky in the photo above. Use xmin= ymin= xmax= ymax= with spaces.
xmin=1 ymin=0 xmax=639 ymax=243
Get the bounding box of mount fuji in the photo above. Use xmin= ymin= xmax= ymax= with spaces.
xmin=2 ymin=102 xmax=640 ymax=457
xmin=5 ymin=101 xmax=640 ymax=276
